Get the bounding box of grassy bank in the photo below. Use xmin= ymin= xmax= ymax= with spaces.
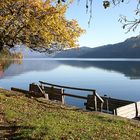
xmin=0 ymin=88 xmax=140 ymax=140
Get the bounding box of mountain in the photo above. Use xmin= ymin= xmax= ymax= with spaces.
xmin=53 ymin=47 xmax=91 ymax=58
xmin=53 ymin=36 xmax=140 ymax=58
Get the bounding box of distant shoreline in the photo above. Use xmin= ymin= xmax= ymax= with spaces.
xmin=8 ymin=58 xmax=140 ymax=61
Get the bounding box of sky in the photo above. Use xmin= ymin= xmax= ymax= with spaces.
xmin=66 ymin=0 xmax=140 ymax=48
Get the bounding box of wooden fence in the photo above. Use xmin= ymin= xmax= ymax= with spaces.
xmin=29 ymin=82 xmax=104 ymax=111
xmin=11 ymin=81 xmax=140 ymax=119
xmin=86 ymin=95 xmax=134 ymax=113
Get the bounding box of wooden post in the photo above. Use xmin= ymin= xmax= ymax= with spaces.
xmin=135 ymin=102 xmax=138 ymax=117
xmin=136 ymin=101 xmax=140 ymax=117
xmin=93 ymin=90 xmax=97 ymax=111
xmin=61 ymin=88 xmax=65 ymax=104
xmin=106 ymin=98 xmax=109 ymax=113
xmin=40 ymin=83 xmax=43 ymax=90
xmin=113 ymin=109 xmax=117 ymax=115
xmin=100 ymin=102 xmax=103 ymax=112
xmin=44 ymin=93 xmax=49 ymax=100
xmin=29 ymin=83 xmax=35 ymax=92
xmin=37 ymin=84 xmax=48 ymax=100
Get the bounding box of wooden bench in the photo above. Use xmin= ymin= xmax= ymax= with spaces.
xmin=115 ymin=101 xmax=140 ymax=119
xmin=12 ymin=82 xmax=140 ymax=119
xmin=29 ymin=83 xmax=64 ymax=102
xmin=86 ymin=95 xmax=134 ymax=113
xmin=39 ymin=81 xmax=104 ymax=111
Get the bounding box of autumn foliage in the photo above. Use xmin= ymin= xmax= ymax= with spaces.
xmin=0 ymin=0 xmax=85 ymax=52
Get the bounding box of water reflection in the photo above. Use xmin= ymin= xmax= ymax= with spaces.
xmin=0 ymin=59 xmax=22 ymax=78
xmin=58 ymin=60 xmax=140 ymax=79
xmin=0 ymin=59 xmax=140 ymax=104
xmin=0 ymin=59 xmax=140 ymax=80
xmin=1 ymin=60 xmax=60 ymax=79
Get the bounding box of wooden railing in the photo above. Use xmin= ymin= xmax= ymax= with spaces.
xmin=39 ymin=81 xmax=104 ymax=111
xmin=11 ymin=82 xmax=140 ymax=119
xmin=39 ymin=81 xmax=96 ymax=92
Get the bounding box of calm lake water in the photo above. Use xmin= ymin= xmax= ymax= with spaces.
xmin=0 ymin=58 xmax=140 ymax=108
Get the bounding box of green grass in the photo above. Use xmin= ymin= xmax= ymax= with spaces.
xmin=0 ymin=88 xmax=140 ymax=140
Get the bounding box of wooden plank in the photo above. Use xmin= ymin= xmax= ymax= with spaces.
xmin=29 ymin=84 xmax=42 ymax=94
xmin=62 ymin=88 xmax=65 ymax=104
xmin=116 ymin=108 xmax=136 ymax=116
xmin=95 ymin=92 xmax=104 ymax=103
xmin=43 ymin=90 xmax=87 ymax=99
xmin=36 ymin=84 xmax=48 ymax=99
xmin=116 ymin=105 xmax=136 ymax=112
xmin=116 ymin=103 xmax=136 ymax=119
xmin=44 ymin=86 xmax=63 ymax=101
xmin=39 ymin=81 xmax=95 ymax=92
xmin=44 ymin=86 xmax=62 ymax=94
xmin=11 ymin=87 xmax=44 ymax=98
xmin=136 ymin=101 xmax=140 ymax=116
xmin=116 ymin=113 xmax=136 ymax=119
xmin=63 ymin=93 xmax=87 ymax=99
xmin=11 ymin=87 xmax=29 ymax=94
xmin=44 ymin=86 xmax=87 ymax=100
xmin=94 ymin=94 xmax=97 ymax=111
xmin=101 ymin=96 xmax=134 ymax=104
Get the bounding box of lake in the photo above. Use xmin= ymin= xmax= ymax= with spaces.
xmin=0 ymin=58 xmax=140 ymax=108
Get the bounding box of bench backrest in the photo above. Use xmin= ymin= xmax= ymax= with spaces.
xmin=115 ymin=103 xmax=136 ymax=119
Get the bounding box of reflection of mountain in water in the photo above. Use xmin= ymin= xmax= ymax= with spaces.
xmin=1 ymin=59 xmax=140 ymax=80
xmin=58 ymin=60 xmax=140 ymax=79
xmin=3 ymin=60 xmax=60 ymax=78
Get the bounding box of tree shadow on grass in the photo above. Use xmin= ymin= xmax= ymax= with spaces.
xmin=0 ymin=125 xmax=36 ymax=140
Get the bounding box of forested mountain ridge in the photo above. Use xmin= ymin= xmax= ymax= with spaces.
xmin=53 ymin=36 xmax=140 ymax=58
